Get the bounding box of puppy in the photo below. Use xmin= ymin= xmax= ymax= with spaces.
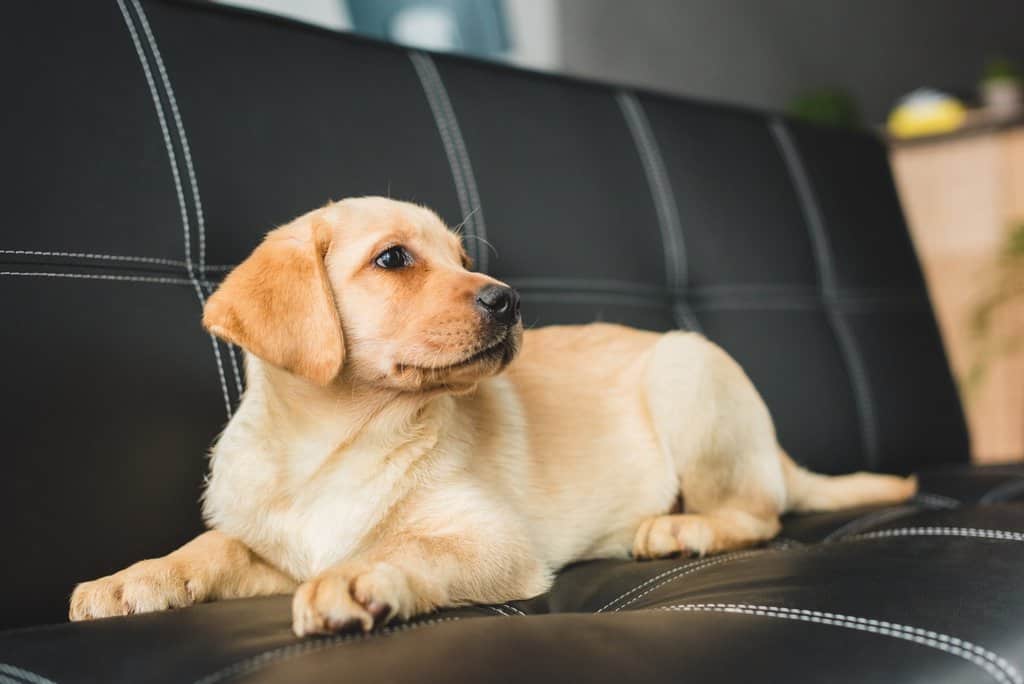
xmin=70 ymin=197 xmax=916 ymax=635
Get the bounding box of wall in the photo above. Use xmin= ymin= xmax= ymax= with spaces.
xmin=558 ymin=0 xmax=1024 ymax=122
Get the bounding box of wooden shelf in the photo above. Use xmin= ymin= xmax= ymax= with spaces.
xmin=890 ymin=125 xmax=1024 ymax=463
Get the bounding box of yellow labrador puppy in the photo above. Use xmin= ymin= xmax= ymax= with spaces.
xmin=70 ymin=197 xmax=915 ymax=636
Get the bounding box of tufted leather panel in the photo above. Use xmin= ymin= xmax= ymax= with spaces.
xmin=0 ymin=1 xmax=1012 ymax=682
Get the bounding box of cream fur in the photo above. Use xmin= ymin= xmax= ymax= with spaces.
xmin=69 ymin=197 xmax=916 ymax=636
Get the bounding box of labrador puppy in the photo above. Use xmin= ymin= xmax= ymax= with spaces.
xmin=70 ymin=197 xmax=916 ymax=635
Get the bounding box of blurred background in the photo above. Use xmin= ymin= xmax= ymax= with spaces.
xmin=220 ymin=0 xmax=1024 ymax=464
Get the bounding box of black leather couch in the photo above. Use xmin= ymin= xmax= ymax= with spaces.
xmin=2 ymin=2 xmax=1023 ymax=682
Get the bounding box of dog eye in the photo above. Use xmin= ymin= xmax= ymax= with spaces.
xmin=374 ymin=246 xmax=412 ymax=269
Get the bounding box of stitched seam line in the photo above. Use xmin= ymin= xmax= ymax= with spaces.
xmin=822 ymin=506 xmax=920 ymax=542
xmin=0 ymin=271 xmax=195 ymax=285
xmin=190 ymin=272 xmax=927 ymax=302
xmin=660 ymin=603 xmax=1020 ymax=684
xmin=914 ymin=492 xmax=962 ymax=509
xmin=0 ymin=664 xmax=56 ymax=684
xmin=131 ymin=0 xmax=240 ymax=405
xmin=115 ymin=0 xmax=192 ymax=282
xmin=225 ymin=344 xmax=244 ymax=397
xmin=409 ymin=52 xmax=488 ymax=271
xmin=409 ymin=53 xmax=472 ymax=257
xmin=771 ymin=119 xmax=879 ymax=468
xmin=118 ymin=0 xmax=233 ymax=418
xmin=501 ymin=278 xmax=928 ymax=312
xmin=980 ymin=479 xmax=1024 ymax=504
xmin=605 ymin=549 xmax=765 ymax=613
xmin=0 ymin=265 xmax=928 ymax=313
xmin=506 ymin=277 xmax=666 ymax=295
xmin=615 ymin=93 xmax=685 ymax=290
xmin=421 ymin=56 xmax=487 ymax=272
xmin=616 ymin=91 xmax=700 ymax=333
xmin=522 ymin=290 xmax=668 ymax=309
xmin=847 ymin=526 xmax=1024 ymax=543
xmin=192 ymin=617 xmax=459 ymax=684
xmin=203 ymin=282 xmax=244 ymax=397
xmin=595 ymin=556 xmax=711 ymax=613
xmin=0 ymin=250 xmax=187 ymax=269
xmin=598 ymin=540 xmax=810 ymax=613
xmin=130 ymin=0 xmax=206 ymax=275
xmin=598 ymin=525 xmax=1019 ymax=614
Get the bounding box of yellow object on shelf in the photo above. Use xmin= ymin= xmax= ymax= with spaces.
xmin=887 ymin=89 xmax=967 ymax=138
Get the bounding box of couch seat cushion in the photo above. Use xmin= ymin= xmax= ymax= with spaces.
xmin=1 ymin=463 xmax=1022 ymax=684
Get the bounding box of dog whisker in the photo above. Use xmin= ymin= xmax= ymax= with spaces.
xmin=451 ymin=207 xmax=480 ymax=237
xmin=462 ymin=233 xmax=499 ymax=259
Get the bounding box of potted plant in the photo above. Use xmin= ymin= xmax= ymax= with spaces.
xmin=966 ymin=221 xmax=1024 ymax=397
xmin=787 ymin=87 xmax=862 ymax=129
xmin=980 ymin=58 xmax=1022 ymax=118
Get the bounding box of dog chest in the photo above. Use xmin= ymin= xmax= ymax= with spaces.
xmin=203 ymin=420 xmax=444 ymax=581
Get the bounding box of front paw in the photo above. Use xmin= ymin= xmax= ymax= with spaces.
xmin=69 ymin=559 xmax=201 ymax=621
xmin=292 ymin=562 xmax=414 ymax=637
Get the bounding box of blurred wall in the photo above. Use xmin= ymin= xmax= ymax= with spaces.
xmin=558 ymin=0 xmax=1024 ymax=122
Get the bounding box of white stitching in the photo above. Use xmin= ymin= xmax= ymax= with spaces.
xmin=914 ymin=492 xmax=961 ymax=509
xmin=130 ymin=0 xmax=237 ymax=407
xmin=771 ymin=119 xmax=880 ymax=469
xmin=596 ymin=556 xmax=714 ymax=613
xmin=0 ymin=271 xmax=194 ymax=285
xmin=601 ymin=523 xmax=1024 ymax=614
xmin=192 ymin=617 xmax=459 ymax=684
xmin=0 ymin=663 xmax=56 ymax=684
xmin=660 ymin=603 xmax=1020 ymax=684
xmin=1 ymin=271 xmax=235 ymax=422
xmin=616 ymin=91 xmax=701 ymax=333
xmin=408 ymin=52 xmax=488 ymax=272
xmin=130 ymin=0 xmax=206 ymax=274
xmin=115 ymin=0 xmax=192 ymax=282
xmin=847 ymin=526 xmax=1024 ymax=543
xmin=225 ymin=344 xmax=244 ymax=398
xmin=117 ymin=0 xmax=232 ymax=419
xmin=609 ymin=550 xmax=764 ymax=613
xmin=202 ymin=282 xmax=244 ymax=398
xmin=0 ymin=250 xmax=187 ymax=268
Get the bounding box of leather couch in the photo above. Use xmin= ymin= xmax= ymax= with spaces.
xmin=2 ymin=2 xmax=1022 ymax=682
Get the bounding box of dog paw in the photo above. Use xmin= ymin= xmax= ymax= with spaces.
xmin=69 ymin=559 xmax=201 ymax=621
xmin=632 ymin=514 xmax=713 ymax=559
xmin=291 ymin=562 xmax=413 ymax=637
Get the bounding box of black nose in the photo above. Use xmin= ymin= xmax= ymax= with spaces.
xmin=475 ymin=285 xmax=520 ymax=325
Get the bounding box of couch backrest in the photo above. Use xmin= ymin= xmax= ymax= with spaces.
xmin=0 ymin=0 xmax=968 ymax=629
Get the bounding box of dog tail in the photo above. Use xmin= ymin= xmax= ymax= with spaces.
xmin=779 ymin=450 xmax=917 ymax=514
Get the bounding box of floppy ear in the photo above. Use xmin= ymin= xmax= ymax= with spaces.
xmin=203 ymin=219 xmax=344 ymax=386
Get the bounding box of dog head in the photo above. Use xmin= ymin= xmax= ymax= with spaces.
xmin=203 ymin=197 xmax=521 ymax=393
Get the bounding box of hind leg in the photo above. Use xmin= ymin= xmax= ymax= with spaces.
xmin=638 ymin=333 xmax=788 ymax=560
xmin=633 ymin=509 xmax=781 ymax=559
